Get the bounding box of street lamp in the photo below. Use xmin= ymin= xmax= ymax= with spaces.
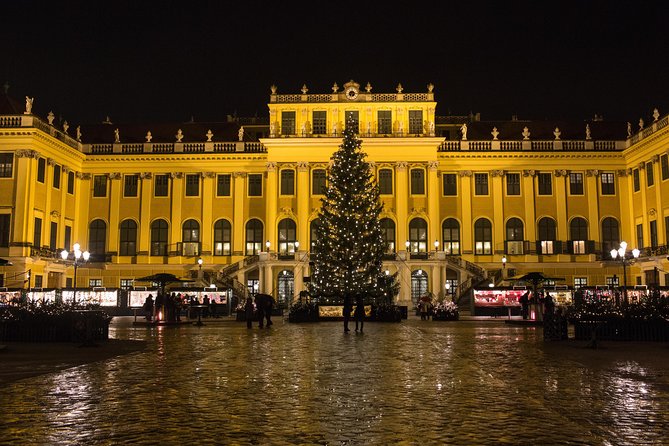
xmin=61 ymin=243 xmax=90 ymax=308
xmin=610 ymin=241 xmax=640 ymax=305
xmin=265 ymin=240 xmax=271 ymax=251
xmin=502 ymin=256 xmax=507 ymax=278
xmin=434 ymin=239 xmax=439 ymax=251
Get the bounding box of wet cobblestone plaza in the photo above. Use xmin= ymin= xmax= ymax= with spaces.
xmin=1 ymin=316 xmax=669 ymax=445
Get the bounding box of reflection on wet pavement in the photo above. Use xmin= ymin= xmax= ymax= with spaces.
xmin=1 ymin=316 xmax=668 ymax=445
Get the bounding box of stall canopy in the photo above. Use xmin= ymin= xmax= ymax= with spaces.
xmin=509 ymin=272 xmax=565 ymax=295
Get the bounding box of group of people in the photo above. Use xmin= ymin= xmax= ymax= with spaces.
xmin=244 ymin=294 xmax=275 ymax=329
xmin=142 ymin=292 xmax=222 ymax=323
xmin=342 ymin=294 xmax=365 ymax=333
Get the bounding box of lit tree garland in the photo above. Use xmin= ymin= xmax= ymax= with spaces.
xmin=309 ymin=118 xmax=389 ymax=303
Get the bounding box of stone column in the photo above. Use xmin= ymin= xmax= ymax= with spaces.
xmin=395 ymin=162 xmax=409 ymax=249
xmin=11 ymin=150 xmax=39 ymax=255
xmin=266 ymin=163 xmax=278 ymax=251
xmin=296 ymin=161 xmax=310 ymax=245
xmin=554 ymin=170 xmax=568 ymax=248
xmin=491 ymin=170 xmax=505 ymax=255
xmin=585 ymin=170 xmax=601 ymax=243
xmin=232 ymin=172 xmax=246 ymax=255
xmin=108 ymin=172 xmax=122 ymax=255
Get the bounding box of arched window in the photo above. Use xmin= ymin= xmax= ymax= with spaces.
xmin=570 ymin=217 xmax=588 ymax=254
xmin=380 ymin=218 xmax=396 ymax=253
xmin=310 ymin=218 xmax=320 ymax=251
xmin=442 ymin=218 xmax=460 ymax=255
xmin=119 ymin=219 xmax=137 ymax=256
xmin=88 ymin=219 xmax=106 ymax=257
xmin=505 ymin=218 xmax=524 ymax=254
xmin=474 ymin=218 xmax=492 ymax=255
xmin=601 ymin=217 xmax=620 ymax=258
xmin=408 ymin=218 xmax=428 ymax=254
xmin=182 ymin=219 xmax=200 ymax=256
xmin=277 ymin=270 xmax=294 ymax=307
xmin=245 ymin=219 xmax=264 ymax=255
xmin=150 ymin=219 xmax=168 ymax=256
xmin=278 ymin=218 xmax=297 ymax=255
xmin=214 ymin=219 xmax=231 ymax=256
xmin=411 ymin=269 xmax=429 ymax=308
xmin=537 ymin=217 xmax=557 ymax=254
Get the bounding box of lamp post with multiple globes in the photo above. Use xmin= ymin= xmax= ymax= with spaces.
xmin=609 ymin=241 xmax=640 ymax=305
xmin=61 ymin=243 xmax=90 ymax=308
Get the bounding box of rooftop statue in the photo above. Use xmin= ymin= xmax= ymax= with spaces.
xmin=491 ymin=127 xmax=499 ymax=140
xmin=176 ymin=129 xmax=183 ymax=142
xmin=460 ymin=123 xmax=467 ymax=141
xmin=553 ymin=127 xmax=561 ymax=140
xmin=585 ymin=124 xmax=591 ymax=140
xmin=522 ymin=127 xmax=531 ymax=140
xmin=114 ymin=129 xmax=120 ymax=143
xmin=145 ymin=131 xmax=152 ymax=142
xmin=238 ymin=126 xmax=244 ymax=141
xmin=24 ymin=96 xmax=34 ymax=114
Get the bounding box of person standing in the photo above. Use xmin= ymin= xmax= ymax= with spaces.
xmin=264 ymin=296 xmax=274 ymax=328
xmin=255 ymin=295 xmax=265 ymax=328
xmin=143 ymin=294 xmax=154 ymax=322
xmin=520 ymin=291 xmax=530 ymax=320
xmin=244 ymin=296 xmax=254 ymax=329
xmin=343 ymin=294 xmax=352 ymax=332
xmin=354 ymin=295 xmax=365 ymax=333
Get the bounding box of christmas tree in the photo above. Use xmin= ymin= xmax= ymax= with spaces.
xmin=309 ymin=118 xmax=389 ymax=303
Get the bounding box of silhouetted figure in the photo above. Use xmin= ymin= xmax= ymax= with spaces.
xmin=143 ymin=294 xmax=154 ymax=321
xmin=354 ymin=295 xmax=365 ymax=332
xmin=264 ymin=296 xmax=274 ymax=328
xmin=343 ymin=294 xmax=352 ymax=332
xmin=202 ymin=295 xmax=210 ymax=318
xmin=520 ymin=291 xmax=530 ymax=320
xmin=244 ymin=296 xmax=254 ymax=329
xmin=155 ymin=292 xmax=164 ymax=322
xmin=255 ymin=295 xmax=265 ymax=328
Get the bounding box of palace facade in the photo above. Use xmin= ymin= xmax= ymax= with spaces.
xmin=1 ymin=80 xmax=667 ymax=310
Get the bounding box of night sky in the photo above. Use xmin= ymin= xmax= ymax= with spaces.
xmin=4 ymin=1 xmax=669 ymax=126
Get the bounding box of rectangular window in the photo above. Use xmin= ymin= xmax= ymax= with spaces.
xmin=34 ymin=275 xmax=43 ymax=289
xmin=378 ymin=169 xmax=393 ymax=194
xmin=574 ymin=277 xmax=587 ymax=289
xmin=154 ymin=174 xmax=169 ymax=197
xmin=312 ymin=169 xmax=326 ymax=195
xmin=281 ymin=111 xmax=296 ymax=136
xmin=474 ymin=173 xmax=488 ymax=195
xmin=64 ymin=225 xmax=71 ymax=252
xmin=312 ymin=111 xmax=327 ymax=135
xmin=124 ymin=174 xmax=139 ymax=197
xmin=650 ymin=220 xmax=657 ymax=248
xmin=217 ymin=174 xmax=231 ymax=196
xmin=600 ymin=172 xmax=615 ymax=195
xmin=50 ymin=221 xmax=57 ymax=250
xmin=37 ymin=158 xmax=45 ymax=183
xmin=443 ymin=173 xmax=457 ymax=196
xmin=569 ymin=172 xmax=584 ymax=195
xmin=0 ymin=214 xmax=10 ymax=247
xmin=52 ymin=164 xmax=61 ymax=189
xmin=67 ymin=171 xmax=74 ymax=194
xmin=662 ymin=154 xmax=669 ymax=180
xmin=636 ymin=223 xmax=644 ymax=248
xmin=408 ymin=110 xmax=423 ymax=134
xmin=506 ymin=173 xmax=520 ymax=195
xmin=120 ymin=279 xmax=133 ymax=290
xmin=185 ymin=174 xmax=199 ymax=196
xmin=378 ymin=110 xmax=392 ymax=134
xmin=633 ymin=168 xmax=640 ymax=192
xmin=93 ymin=175 xmax=107 ymax=197
xmin=646 ymin=162 xmax=654 ymax=186
xmin=0 ymin=153 xmax=13 ymax=177
xmin=606 ymin=276 xmax=620 ymax=287
xmin=89 ymin=279 xmax=102 ymax=287
xmin=280 ymin=169 xmax=295 ymax=195
xmin=33 ymin=217 xmax=42 ymax=248
xmin=410 ymin=169 xmax=425 ymax=195
xmin=248 ymin=173 xmax=262 ymax=196
xmin=537 ymin=172 xmax=552 ymax=195
xmin=345 ymin=111 xmax=359 ymax=133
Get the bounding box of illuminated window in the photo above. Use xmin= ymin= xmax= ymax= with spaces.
xmin=505 ymin=218 xmax=524 ymax=254
xmin=537 ymin=217 xmax=556 ymax=255
xmin=278 ymin=219 xmax=297 ymax=254
xmin=380 ymin=218 xmax=395 ymax=253
xmin=569 ymin=217 xmax=588 ymax=254
xmin=409 ymin=218 xmax=428 ymax=253
xmin=0 ymin=153 xmax=13 ymax=177
xmin=214 ymin=219 xmax=231 ymax=256
xmin=245 ymin=219 xmax=263 ymax=255
xmin=442 ymin=218 xmax=460 ymax=255
xmin=474 ymin=218 xmax=492 ymax=255
xmin=150 ymin=219 xmax=168 ymax=256
xmin=574 ymin=277 xmax=587 ymax=289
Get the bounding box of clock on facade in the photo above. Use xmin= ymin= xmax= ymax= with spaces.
xmin=345 ymin=86 xmax=359 ymax=100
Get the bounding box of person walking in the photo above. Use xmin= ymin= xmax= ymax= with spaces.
xmin=343 ymin=294 xmax=352 ymax=332
xmin=244 ymin=296 xmax=254 ymax=329
xmin=354 ymin=295 xmax=365 ymax=332
xmin=264 ymin=295 xmax=274 ymax=328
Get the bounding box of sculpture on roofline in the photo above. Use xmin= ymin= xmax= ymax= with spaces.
xmin=460 ymin=123 xmax=468 ymax=141
xmin=239 ymin=126 xmax=244 ymax=141
xmin=25 ymin=96 xmax=34 ymax=114
xmin=114 ymin=129 xmax=120 ymax=143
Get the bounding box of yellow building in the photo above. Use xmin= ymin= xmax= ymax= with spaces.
xmin=1 ymin=81 xmax=667 ymax=310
